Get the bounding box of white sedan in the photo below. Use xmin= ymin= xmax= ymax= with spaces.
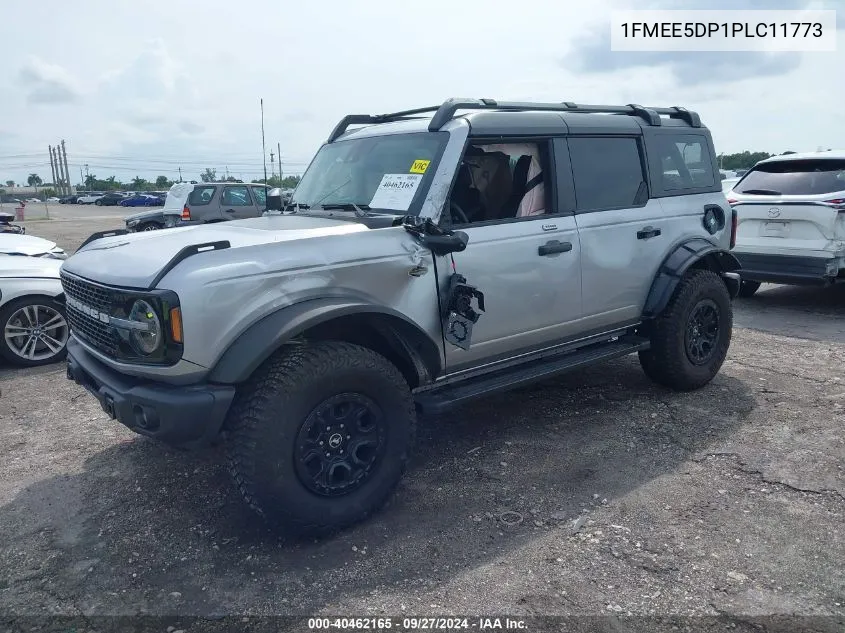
xmin=77 ymin=193 xmax=104 ymax=204
xmin=0 ymin=255 xmax=68 ymax=366
xmin=0 ymin=234 xmax=67 ymax=259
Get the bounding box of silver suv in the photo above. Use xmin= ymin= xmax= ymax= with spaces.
xmin=61 ymin=98 xmax=741 ymax=533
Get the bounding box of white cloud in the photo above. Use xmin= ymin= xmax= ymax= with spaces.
xmin=18 ymin=57 xmax=81 ymax=105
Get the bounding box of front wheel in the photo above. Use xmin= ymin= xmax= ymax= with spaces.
xmin=225 ymin=341 xmax=416 ymax=534
xmin=639 ymin=269 xmax=732 ymax=391
xmin=0 ymin=297 xmax=69 ymax=367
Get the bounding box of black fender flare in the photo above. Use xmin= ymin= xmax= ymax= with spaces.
xmin=642 ymin=238 xmax=741 ymax=318
xmin=208 ymin=297 xmax=443 ymax=385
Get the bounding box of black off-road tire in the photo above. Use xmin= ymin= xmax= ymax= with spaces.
xmin=225 ymin=341 xmax=416 ymax=534
xmin=639 ymin=269 xmax=732 ymax=391
xmin=738 ymin=280 xmax=761 ymax=298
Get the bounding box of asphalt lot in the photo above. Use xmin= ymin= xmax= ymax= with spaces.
xmin=1 ymin=210 xmax=843 ymax=629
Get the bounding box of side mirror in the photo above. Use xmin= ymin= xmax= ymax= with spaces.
xmin=419 ymin=230 xmax=468 ymax=256
xmin=266 ymin=188 xmax=283 ymax=211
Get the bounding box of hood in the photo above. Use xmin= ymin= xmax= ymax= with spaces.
xmin=0 ymin=254 xmax=63 ymax=279
xmin=163 ymin=182 xmax=194 ymax=213
xmin=61 ymin=214 xmax=370 ymax=289
xmin=0 ymin=233 xmax=65 ymax=257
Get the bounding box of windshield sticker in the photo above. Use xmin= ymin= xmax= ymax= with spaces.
xmin=410 ymin=159 xmax=431 ymax=174
xmin=369 ymin=174 xmax=422 ymax=211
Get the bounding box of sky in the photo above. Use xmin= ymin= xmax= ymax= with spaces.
xmin=0 ymin=0 xmax=842 ymax=186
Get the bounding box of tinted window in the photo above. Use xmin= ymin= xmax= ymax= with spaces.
xmin=188 ymin=186 xmax=216 ymax=206
xmin=654 ymin=135 xmax=715 ymax=190
xmin=735 ymin=159 xmax=845 ymax=196
xmin=568 ymin=137 xmax=645 ymax=211
xmin=251 ymin=185 xmax=267 ymax=206
xmin=222 ymin=186 xmax=252 ymax=206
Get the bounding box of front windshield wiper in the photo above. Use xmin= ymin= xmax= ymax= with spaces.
xmin=740 ymin=188 xmax=782 ymax=195
xmin=319 ymin=203 xmax=371 ymax=217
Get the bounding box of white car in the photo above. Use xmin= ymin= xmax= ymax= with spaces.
xmin=0 ymin=256 xmax=68 ymax=366
xmin=24 ymin=198 xmax=41 ymax=204
xmin=0 ymin=234 xmax=67 ymax=259
xmin=727 ymin=150 xmax=845 ymax=296
xmin=47 ymin=197 xmax=60 ymax=202
xmin=77 ymin=193 xmax=104 ymax=204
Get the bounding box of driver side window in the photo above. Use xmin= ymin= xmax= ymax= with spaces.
xmin=447 ymin=141 xmax=548 ymax=225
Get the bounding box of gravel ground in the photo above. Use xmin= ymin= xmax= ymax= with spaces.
xmin=1 ymin=214 xmax=843 ymax=631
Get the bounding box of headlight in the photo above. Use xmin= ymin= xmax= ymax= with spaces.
xmin=127 ymin=299 xmax=162 ymax=355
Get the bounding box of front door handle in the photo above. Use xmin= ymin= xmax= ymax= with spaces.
xmin=637 ymin=226 xmax=661 ymax=240
xmin=538 ymin=240 xmax=572 ymax=256
xmin=224 ymin=208 xmax=236 ymax=213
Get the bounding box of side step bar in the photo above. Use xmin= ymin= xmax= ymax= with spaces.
xmin=414 ymin=336 xmax=650 ymax=415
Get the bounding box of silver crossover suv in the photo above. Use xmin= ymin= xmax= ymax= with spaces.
xmin=61 ymin=98 xmax=740 ymax=533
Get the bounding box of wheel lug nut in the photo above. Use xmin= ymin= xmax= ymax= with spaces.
xmin=346 ymin=435 xmax=351 ymax=439
xmin=340 ymin=424 xmax=344 ymax=429
xmin=325 ymin=453 xmax=330 ymax=458
xmin=319 ymin=441 xmax=324 ymax=446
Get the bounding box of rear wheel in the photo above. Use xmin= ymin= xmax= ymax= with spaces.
xmin=139 ymin=222 xmax=160 ymax=231
xmin=639 ymin=269 xmax=732 ymax=391
xmin=738 ymin=280 xmax=761 ymax=298
xmin=225 ymin=341 xmax=416 ymax=534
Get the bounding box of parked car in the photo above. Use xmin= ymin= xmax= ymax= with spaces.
xmin=59 ymin=195 xmax=81 ymax=204
xmin=0 ymin=233 xmax=67 ymax=258
xmin=24 ymin=198 xmax=41 ymax=204
xmin=95 ymin=192 xmax=127 ymax=206
xmin=727 ymin=150 xmax=845 ymax=296
xmin=161 ymin=181 xmax=269 ymax=227
xmin=124 ymin=208 xmax=166 ymax=231
xmin=0 ymin=255 xmax=68 ymax=366
xmin=77 ymin=193 xmax=104 ymax=204
xmin=46 ymin=197 xmax=60 ymax=203
xmin=62 ymin=97 xmax=740 ymax=533
xmin=0 ymin=212 xmax=25 ymax=235
xmin=120 ymin=194 xmax=163 ymax=207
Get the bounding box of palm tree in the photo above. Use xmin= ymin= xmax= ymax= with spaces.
xmin=27 ymin=173 xmax=43 ymax=190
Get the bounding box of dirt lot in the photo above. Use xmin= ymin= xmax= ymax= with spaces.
xmin=1 ymin=211 xmax=843 ymax=630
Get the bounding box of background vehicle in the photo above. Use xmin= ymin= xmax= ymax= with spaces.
xmin=46 ymin=196 xmax=60 ymax=203
xmin=120 ymin=194 xmax=163 ymax=207
xmin=77 ymin=193 xmax=104 ymax=204
xmin=24 ymin=198 xmax=41 ymax=204
xmin=95 ymin=192 xmax=127 ymax=206
xmin=162 ymin=181 xmax=269 ymax=227
xmin=59 ymin=195 xmax=81 ymax=204
xmin=0 ymin=233 xmax=66 ymax=258
xmin=124 ymin=207 xmax=166 ymax=231
xmin=0 ymin=256 xmax=68 ymax=367
xmin=62 ymin=98 xmax=739 ymax=533
xmin=727 ymin=150 xmax=845 ymax=296
xmin=0 ymin=212 xmax=25 ymax=235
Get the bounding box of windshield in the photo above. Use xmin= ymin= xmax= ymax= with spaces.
xmin=735 ymin=159 xmax=845 ymax=196
xmin=291 ymin=132 xmax=448 ymax=214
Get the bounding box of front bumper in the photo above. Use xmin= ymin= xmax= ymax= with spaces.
xmin=66 ymin=337 xmax=235 ymax=449
xmin=734 ymin=252 xmax=842 ymax=285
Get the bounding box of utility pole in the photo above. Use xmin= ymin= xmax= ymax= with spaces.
xmin=48 ymin=145 xmax=58 ymax=189
xmin=277 ymin=142 xmax=283 ymax=183
xmin=178 ymin=167 xmax=182 ymax=183
xmin=270 ymin=150 xmax=275 ymax=179
xmin=61 ymin=140 xmax=71 ymax=194
xmin=53 ymin=146 xmax=66 ymax=195
xmin=260 ymin=98 xmax=268 ymax=185
xmin=79 ymin=167 xmax=84 ymax=190
xmin=85 ymin=164 xmax=89 ymax=191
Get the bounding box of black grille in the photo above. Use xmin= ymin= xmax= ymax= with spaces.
xmin=60 ymin=271 xmax=118 ymax=356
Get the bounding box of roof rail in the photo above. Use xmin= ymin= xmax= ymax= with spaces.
xmin=327 ymin=106 xmax=442 ymax=142
xmin=326 ymin=98 xmax=703 ymax=142
xmin=427 ymin=98 xmax=702 ymax=130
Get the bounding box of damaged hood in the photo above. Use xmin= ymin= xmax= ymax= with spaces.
xmin=0 ymin=234 xmax=65 ymax=258
xmin=61 ymin=214 xmax=370 ymax=289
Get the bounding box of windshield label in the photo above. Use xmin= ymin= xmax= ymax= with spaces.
xmin=410 ymin=159 xmax=431 ymax=174
xmin=369 ymin=174 xmax=422 ymax=211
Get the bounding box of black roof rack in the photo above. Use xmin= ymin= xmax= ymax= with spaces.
xmin=327 ymin=98 xmax=702 ymax=141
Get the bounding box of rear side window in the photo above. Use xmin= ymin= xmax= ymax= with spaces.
xmin=568 ymin=137 xmax=646 ymax=211
xmin=654 ymin=135 xmax=715 ymax=191
xmin=735 ymin=159 xmax=845 ymax=196
xmin=251 ymin=185 xmax=267 ymax=206
xmin=188 ymin=186 xmax=216 ymax=206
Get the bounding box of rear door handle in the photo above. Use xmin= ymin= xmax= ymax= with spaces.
xmin=637 ymin=226 xmax=661 ymax=240
xmin=224 ymin=208 xmax=236 ymax=213
xmin=538 ymin=240 xmax=573 ymax=256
